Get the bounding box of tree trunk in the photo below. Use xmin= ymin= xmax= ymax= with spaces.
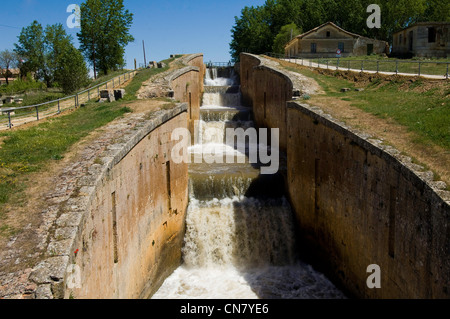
xmin=92 ymin=39 xmax=97 ymax=80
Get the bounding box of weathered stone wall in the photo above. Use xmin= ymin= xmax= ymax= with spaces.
xmin=169 ymin=64 xmax=201 ymax=141
xmin=183 ymin=53 xmax=205 ymax=94
xmin=393 ymin=24 xmax=450 ymax=58
xmin=240 ymin=53 xmax=293 ymax=151
xmin=29 ymin=105 xmax=190 ymax=299
xmin=240 ymin=52 xmax=450 ymax=299
xmin=6 ymin=54 xmax=205 ymax=299
xmin=286 ymin=102 xmax=449 ymax=299
xmin=77 ymin=107 xmax=188 ymax=299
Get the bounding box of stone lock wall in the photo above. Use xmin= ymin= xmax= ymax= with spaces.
xmin=28 ymin=54 xmax=205 ymax=299
xmin=240 ymin=53 xmax=293 ymax=151
xmin=286 ymin=102 xmax=449 ymax=299
xmin=169 ymin=67 xmax=201 ymax=141
xmin=169 ymin=54 xmax=204 ymax=142
xmin=29 ymin=106 xmax=190 ymax=299
xmin=184 ymin=53 xmax=206 ymax=94
xmin=240 ymin=52 xmax=450 ymax=299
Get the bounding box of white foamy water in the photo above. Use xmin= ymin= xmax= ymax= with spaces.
xmin=152 ymin=197 xmax=346 ymax=299
xmin=202 ymin=92 xmax=242 ymax=107
xmin=204 ymin=67 xmax=236 ymax=86
xmin=152 ymin=71 xmax=346 ymax=300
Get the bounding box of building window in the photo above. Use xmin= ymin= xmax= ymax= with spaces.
xmin=428 ymin=27 xmax=436 ymax=43
xmin=338 ymin=42 xmax=345 ymax=53
xmin=326 ymin=31 xmax=331 ymax=38
xmin=399 ymin=34 xmax=403 ymax=46
xmin=311 ymin=43 xmax=317 ymax=53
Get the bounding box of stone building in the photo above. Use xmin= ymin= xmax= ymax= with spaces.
xmin=392 ymin=22 xmax=450 ymax=58
xmin=0 ymin=68 xmax=20 ymax=85
xmin=284 ymin=22 xmax=388 ymax=58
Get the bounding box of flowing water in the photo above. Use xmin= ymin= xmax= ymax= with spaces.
xmin=152 ymin=67 xmax=345 ymax=299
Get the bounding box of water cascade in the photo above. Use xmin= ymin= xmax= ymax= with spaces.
xmin=152 ymin=66 xmax=345 ymax=299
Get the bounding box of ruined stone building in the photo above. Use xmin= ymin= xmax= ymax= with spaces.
xmin=0 ymin=68 xmax=20 ymax=85
xmin=284 ymin=22 xmax=388 ymax=58
xmin=392 ymin=22 xmax=450 ymax=58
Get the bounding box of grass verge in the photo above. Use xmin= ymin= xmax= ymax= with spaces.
xmin=284 ymin=64 xmax=449 ymax=150
xmin=0 ymin=58 xmax=175 ymax=234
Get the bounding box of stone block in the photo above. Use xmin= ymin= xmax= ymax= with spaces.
xmin=5 ymin=96 xmax=15 ymax=104
xmin=99 ymin=90 xmax=115 ymax=102
xmin=29 ymin=256 xmax=69 ymax=284
xmin=114 ymin=89 xmax=126 ymax=100
xmin=35 ymin=284 xmax=53 ymax=299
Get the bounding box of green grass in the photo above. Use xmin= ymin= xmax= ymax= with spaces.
xmin=87 ymin=69 xmax=131 ymax=89
xmin=0 ymin=57 xmax=176 ymax=219
xmin=0 ymin=102 xmax=131 ymax=207
xmin=0 ymin=78 xmax=46 ymax=95
xmin=121 ymin=56 xmax=177 ymax=101
xmin=284 ymin=65 xmax=450 ymax=150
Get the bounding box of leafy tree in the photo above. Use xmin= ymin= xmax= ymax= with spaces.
xmin=421 ymin=0 xmax=450 ymax=22
xmin=55 ymin=45 xmax=90 ymax=94
xmin=44 ymin=24 xmax=74 ymax=87
xmin=272 ymin=23 xmax=302 ymax=54
xmin=0 ymin=50 xmax=19 ymax=85
xmin=78 ymin=0 xmax=134 ymax=78
xmin=229 ymin=0 xmax=442 ymax=59
xmin=15 ymin=21 xmax=89 ymax=91
xmin=230 ymin=5 xmax=275 ymax=61
xmin=14 ymin=21 xmax=46 ymax=82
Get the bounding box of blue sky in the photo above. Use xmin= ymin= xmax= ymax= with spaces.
xmin=0 ymin=0 xmax=266 ymax=69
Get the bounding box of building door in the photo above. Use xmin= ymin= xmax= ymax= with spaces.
xmin=338 ymin=42 xmax=345 ymax=53
xmin=409 ymin=31 xmax=414 ymax=51
xmin=311 ymin=43 xmax=317 ymax=53
xmin=367 ymin=44 xmax=374 ymax=55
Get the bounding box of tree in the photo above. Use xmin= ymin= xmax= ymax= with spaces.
xmin=421 ymin=0 xmax=450 ymax=22
xmin=78 ymin=0 xmax=134 ymax=78
xmin=230 ymin=5 xmax=274 ymax=61
xmin=0 ymin=50 xmax=19 ymax=85
xmin=15 ymin=21 xmax=90 ymax=91
xmin=44 ymin=24 xmax=74 ymax=87
xmin=273 ymin=23 xmax=302 ymax=54
xmin=14 ymin=21 xmax=46 ymax=82
xmin=230 ymin=0 xmax=439 ymax=59
xmin=55 ymin=45 xmax=90 ymax=94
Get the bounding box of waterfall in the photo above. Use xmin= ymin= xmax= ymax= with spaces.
xmin=152 ymin=65 xmax=345 ymax=300
xmin=204 ymin=67 xmax=236 ymax=86
xmin=182 ymin=197 xmax=297 ymax=269
xmin=202 ymin=92 xmax=242 ymax=107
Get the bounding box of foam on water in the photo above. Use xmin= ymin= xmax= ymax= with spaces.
xmin=153 ymin=197 xmax=346 ymax=299
xmin=204 ymin=67 xmax=237 ymax=87
xmin=152 ymin=67 xmax=346 ymax=300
